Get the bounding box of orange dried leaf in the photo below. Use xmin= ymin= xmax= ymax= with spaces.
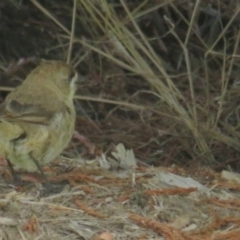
xmin=129 ymin=213 xmax=188 ymax=240
xmin=74 ymin=197 xmax=108 ymax=219
xmin=98 ymin=231 xmax=113 ymax=240
xmin=206 ymin=198 xmax=240 ymax=210
xmin=22 ymin=215 xmax=38 ymax=233
xmin=144 ymin=187 xmax=196 ymax=196
xmin=50 ymin=169 xmax=97 ymax=184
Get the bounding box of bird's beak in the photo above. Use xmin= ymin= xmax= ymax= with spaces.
xmin=74 ymin=73 xmax=84 ymax=87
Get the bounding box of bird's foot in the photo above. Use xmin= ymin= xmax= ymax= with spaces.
xmin=40 ymin=182 xmax=64 ymax=197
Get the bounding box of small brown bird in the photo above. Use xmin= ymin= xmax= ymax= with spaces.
xmin=0 ymin=60 xmax=78 ymax=180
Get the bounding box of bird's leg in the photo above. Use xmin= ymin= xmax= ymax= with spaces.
xmin=31 ymin=158 xmax=48 ymax=183
xmin=31 ymin=158 xmax=63 ymax=196
xmin=6 ymin=158 xmax=19 ymax=183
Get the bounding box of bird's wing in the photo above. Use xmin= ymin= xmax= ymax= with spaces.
xmin=0 ymin=83 xmax=70 ymax=125
xmin=0 ymin=99 xmax=54 ymax=125
xmin=0 ymin=82 xmax=72 ymax=125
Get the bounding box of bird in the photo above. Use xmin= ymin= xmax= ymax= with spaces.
xmin=0 ymin=60 xmax=78 ymax=182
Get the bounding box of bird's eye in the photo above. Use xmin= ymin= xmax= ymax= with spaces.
xmin=66 ymin=77 xmax=72 ymax=83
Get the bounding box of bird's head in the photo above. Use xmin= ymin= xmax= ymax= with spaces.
xmin=25 ymin=60 xmax=78 ymax=100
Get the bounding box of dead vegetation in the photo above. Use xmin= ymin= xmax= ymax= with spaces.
xmin=1 ymin=0 xmax=240 ymax=239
